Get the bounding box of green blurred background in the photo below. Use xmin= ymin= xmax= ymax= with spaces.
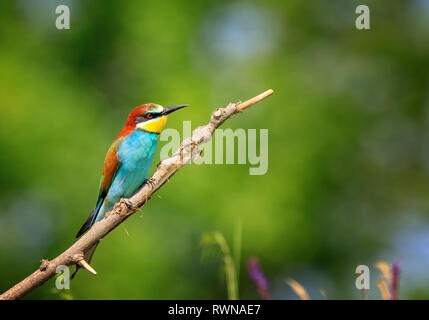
xmin=1 ymin=0 xmax=429 ymax=299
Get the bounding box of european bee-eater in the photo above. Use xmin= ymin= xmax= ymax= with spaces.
xmin=77 ymin=103 xmax=188 ymax=237
xmin=73 ymin=103 xmax=187 ymax=275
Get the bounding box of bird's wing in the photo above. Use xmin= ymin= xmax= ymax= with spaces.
xmin=99 ymin=138 xmax=124 ymax=198
xmin=75 ymin=138 xmax=124 ymax=238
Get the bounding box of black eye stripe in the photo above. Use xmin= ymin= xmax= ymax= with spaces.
xmin=145 ymin=112 xmax=160 ymax=119
xmin=135 ymin=116 xmax=145 ymax=123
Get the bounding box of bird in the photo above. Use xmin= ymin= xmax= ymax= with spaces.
xmin=73 ymin=103 xmax=188 ymax=277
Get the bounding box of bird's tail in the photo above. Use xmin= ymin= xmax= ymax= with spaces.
xmin=71 ymin=240 xmax=100 ymax=279
xmin=76 ymin=198 xmax=104 ymax=238
xmin=72 ymin=199 xmax=104 ymax=279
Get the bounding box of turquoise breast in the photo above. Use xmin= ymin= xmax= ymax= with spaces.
xmin=105 ymin=130 xmax=158 ymax=208
xmin=93 ymin=129 xmax=159 ymax=223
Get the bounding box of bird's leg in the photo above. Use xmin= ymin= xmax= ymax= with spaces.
xmin=129 ymin=178 xmax=156 ymax=198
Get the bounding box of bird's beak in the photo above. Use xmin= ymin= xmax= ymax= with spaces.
xmin=161 ymin=104 xmax=189 ymax=116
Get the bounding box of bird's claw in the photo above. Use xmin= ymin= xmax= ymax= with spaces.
xmin=144 ymin=178 xmax=156 ymax=188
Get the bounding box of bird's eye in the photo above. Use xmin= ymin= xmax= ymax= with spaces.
xmin=146 ymin=113 xmax=153 ymax=119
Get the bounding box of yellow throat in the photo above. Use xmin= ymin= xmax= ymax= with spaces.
xmin=138 ymin=116 xmax=168 ymax=134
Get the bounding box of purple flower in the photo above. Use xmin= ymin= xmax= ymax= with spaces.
xmin=390 ymin=261 xmax=401 ymax=300
xmin=248 ymin=257 xmax=272 ymax=300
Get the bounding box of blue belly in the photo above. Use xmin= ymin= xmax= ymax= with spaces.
xmin=96 ymin=130 xmax=158 ymax=221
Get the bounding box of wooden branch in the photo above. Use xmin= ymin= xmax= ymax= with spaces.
xmin=0 ymin=89 xmax=274 ymax=300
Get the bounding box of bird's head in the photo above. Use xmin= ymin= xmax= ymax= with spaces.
xmin=127 ymin=103 xmax=188 ymax=134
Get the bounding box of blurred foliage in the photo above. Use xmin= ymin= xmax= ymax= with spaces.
xmin=1 ymin=0 xmax=429 ymax=299
xmin=201 ymin=229 xmax=240 ymax=300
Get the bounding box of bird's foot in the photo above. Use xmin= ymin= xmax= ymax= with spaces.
xmin=144 ymin=177 xmax=156 ymax=189
xmin=129 ymin=178 xmax=157 ymax=198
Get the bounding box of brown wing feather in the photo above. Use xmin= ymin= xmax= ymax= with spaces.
xmin=75 ymin=138 xmax=124 ymax=238
xmin=100 ymin=139 xmax=123 ymax=194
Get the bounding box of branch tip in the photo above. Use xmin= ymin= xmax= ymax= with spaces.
xmin=78 ymin=259 xmax=97 ymax=275
xmin=236 ymin=89 xmax=274 ymax=111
